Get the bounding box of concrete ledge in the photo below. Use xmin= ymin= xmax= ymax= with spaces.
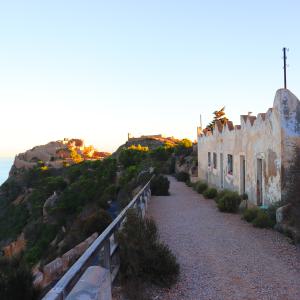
xmin=66 ymin=266 xmax=111 ymax=300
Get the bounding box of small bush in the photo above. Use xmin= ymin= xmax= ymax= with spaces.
xmin=191 ymin=181 xmax=198 ymax=191
xmin=150 ymin=175 xmax=170 ymax=196
xmin=196 ymin=182 xmax=208 ymax=194
xmin=203 ymin=187 xmax=218 ymax=199
xmin=118 ymin=210 xmax=179 ymax=292
xmin=0 ymin=256 xmax=40 ymax=300
xmin=217 ymin=191 xmax=241 ymax=213
xmin=82 ymin=209 xmax=112 ymax=236
xmin=122 ymin=279 xmax=150 ymax=300
xmin=243 ymin=207 xmax=259 ymax=222
xmin=175 ymin=172 xmax=189 ymax=182
xmin=252 ymin=210 xmax=275 ymax=228
xmin=215 ymin=189 xmax=231 ymax=204
xmin=185 ymin=180 xmax=192 ymax=187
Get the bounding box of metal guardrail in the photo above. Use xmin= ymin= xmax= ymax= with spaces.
xmin=42 ymin=179 xmax=152 ymax=300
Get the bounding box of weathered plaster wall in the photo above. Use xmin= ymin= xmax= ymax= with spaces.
xmin=274 ymin=89 xmax=300 ymax=201
xmin=197 ymin=89 xmax=300 ymax=206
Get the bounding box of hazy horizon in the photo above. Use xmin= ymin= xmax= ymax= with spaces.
xmin=1 ymin=1 xmax=300 ymax=156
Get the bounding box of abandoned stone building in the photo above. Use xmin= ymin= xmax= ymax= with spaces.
xmin=197 ymin=89 xmax=300 ymax=206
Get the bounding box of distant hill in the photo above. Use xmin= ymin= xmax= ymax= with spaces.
xmin=9 ymin=138 xmax=110 ymax=177
xmin=114 ymin=135 xmax=180 ymax=157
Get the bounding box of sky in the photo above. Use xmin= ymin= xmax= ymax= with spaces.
xmin=0 ymin=0 xmax=299 ymax=156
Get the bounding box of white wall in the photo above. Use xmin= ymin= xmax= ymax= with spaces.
xmin=197 ymin=89 xmax=300 ymax=206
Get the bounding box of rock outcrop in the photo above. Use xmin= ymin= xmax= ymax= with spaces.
xmin=2 ymin=233 xmax=26 ymax=257
xmin=9 ymin=138 xmax=110 ymax=176
xmin=43 ymin=192 xmax=59 ymax=222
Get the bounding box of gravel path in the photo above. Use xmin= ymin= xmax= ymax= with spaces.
xmin=148 ymin=176 xmax=300 ymax=300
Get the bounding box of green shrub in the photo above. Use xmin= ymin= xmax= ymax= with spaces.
xmin=0 ymin=179 xmax=23 ymax=201
xmin=242 ymin=207 xmax=259 ymax=222
xmin=174 ymin=139 xmax=193 ymax=156
xmin=191 ymin=181 xmax=199 ymax=191
xmin=82 ymin=209 xmax=112 ymax=236
xmin=24 ymin=224 xmax=58 ymax=266
xmin=0 ymin=203 xmax=29 ymax=241
xmin=215 ymin=189 xmax=231 ymax=203
xmin=42 ymin=176 xmax=67 ymax=194
xmin=119 ymin=165 xmax=140 ymax=185
xmin=203 ymin=187 xmax=218 ymax=199
xmin=150 ymin=147 xmax=170 ymax=162
xmin=252 ymin=210 xmax=275 ymax=228
xmin=217 ymin=191 xmax=241 ymax=213
xmin=175 ymin=171 xmax=189 ymax=182
xmin=150 ymin=175 xmax=170 ymax=196
xmin=185 ymin=180 xmax=192 ymax=187
xmin=118 ymin=210 xmax=179 ymax=291
xmin=0 ymin=256 xmax=40 ymax=300
xmin=119 ymin=147 xmax=148 ymax=168
xmin=196 ymin=181 xmax=208 ymax=194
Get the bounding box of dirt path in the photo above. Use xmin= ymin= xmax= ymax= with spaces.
xmin=148 ymin=176 xmax=300 ymax=300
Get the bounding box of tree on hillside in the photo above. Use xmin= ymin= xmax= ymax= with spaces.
xmin=0 ymin=256 xmax=40 ymax=300
xmin=119 ymin=146 xmax=149 ymax=168
xmin=70 ymin=149 xmax=83 ymax=164
xmin=150 ymin=147 xmax=169 ymax=161
xmin=174 ymin=139 xmax=193 ymax=156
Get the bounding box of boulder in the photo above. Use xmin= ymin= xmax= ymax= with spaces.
xmin=43 ymin=258 xmax=63 ymax=284
xmin=33 ymin=271 xmax=44 ymax=288
xmin=43 ymin=192 xmax=59 ymax=222
xmin=74 ymin=241 xmax=89 ymax=257
xmin=62 ymin=249 xmax=78 ymax=271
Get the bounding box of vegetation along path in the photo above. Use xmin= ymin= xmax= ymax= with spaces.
xmin=148 ymin=176 xmax=300 ymax=300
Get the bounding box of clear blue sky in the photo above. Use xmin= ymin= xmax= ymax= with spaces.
xmin=0 ymin=0 xmax=299 ymax=156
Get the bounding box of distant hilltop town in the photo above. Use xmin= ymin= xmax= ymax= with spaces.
xmin=10 ymin=138 xmax=110 ymax=176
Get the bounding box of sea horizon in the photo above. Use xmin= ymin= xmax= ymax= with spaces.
xmin=0 ymin=157 xmax=14 ymax=185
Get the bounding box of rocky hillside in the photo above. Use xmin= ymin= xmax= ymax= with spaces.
xmin=10 ymin=138 xmax=110 ymax=177
xmin=0 ymin=136 xmax=194 ymax=294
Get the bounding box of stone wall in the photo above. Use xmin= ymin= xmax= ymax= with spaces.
xmin=34 ymin=232 xmax=98 ymax=289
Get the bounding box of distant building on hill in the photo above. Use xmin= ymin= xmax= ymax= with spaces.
xmin=127 ymin=133 xmax=163 ymax=142
xmin=197 ymin=89 xmax=300 ymax=206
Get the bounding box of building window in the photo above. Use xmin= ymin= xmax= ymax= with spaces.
xmin=228 ymin=154 xmax=233 ymax=175
xmin=208 ymin=152 xmax=211 ymax=167
xmin=213 ymin=152 xmax=217 ymax=169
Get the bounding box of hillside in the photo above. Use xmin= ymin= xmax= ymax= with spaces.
xmin=0 ymin=136 xmax=194 ymax=294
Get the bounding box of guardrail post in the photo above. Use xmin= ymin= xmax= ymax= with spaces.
xmin=102 ymin=239 xmax=111 ymax=272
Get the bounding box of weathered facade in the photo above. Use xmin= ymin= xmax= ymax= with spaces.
xmin=197 ymin=89 xmax=300 ymax=206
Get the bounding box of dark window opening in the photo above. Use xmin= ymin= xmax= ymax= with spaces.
xmin=213 ymin=152 xmax=217 ymax=169
xmin=228 ymin=154 xmax=233 ymax=175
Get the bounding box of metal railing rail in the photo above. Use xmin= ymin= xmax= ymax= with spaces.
xmin=42 ymin=178 xmax=152 ymax=300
